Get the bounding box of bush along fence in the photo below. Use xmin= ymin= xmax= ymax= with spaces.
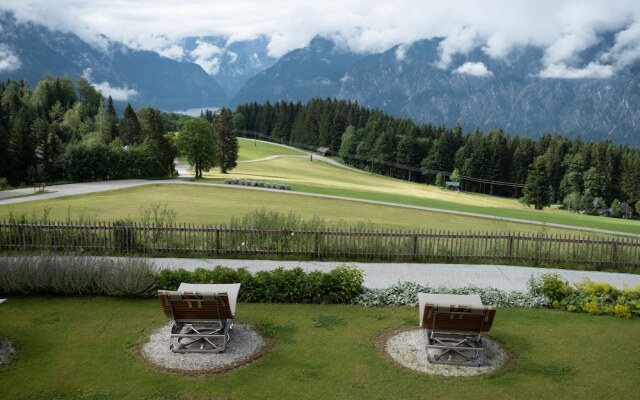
xmin=1 ymin=221 xmax=639 ymax=268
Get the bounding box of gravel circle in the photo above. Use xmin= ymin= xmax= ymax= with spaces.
xmin=383 ymin=328 xmax=508 ymax=377
xmin=142 ymin=323 xmax=267 ymax=373
xmin=0 ymin=337 xmax=17 ymax=367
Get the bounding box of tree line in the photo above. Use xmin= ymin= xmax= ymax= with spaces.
xmin=234 ymin=98 xmax=640 ymax=215
xmin=0 ymin=75 xmax=237 ymax=187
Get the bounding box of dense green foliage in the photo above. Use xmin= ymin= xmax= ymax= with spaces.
xmin=0 ymin=76 xmax=178 ymax=186
xmin=157 ymin=265 xmax=364 ymax=304
xmin=529 ymin=273 xmax=640 ymax=318
xmin=235 ymin=98 xmax=640 ymax=213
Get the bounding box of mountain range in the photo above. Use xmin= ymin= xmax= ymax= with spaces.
xmin=1 ymin=12 xmax=639 ymax=145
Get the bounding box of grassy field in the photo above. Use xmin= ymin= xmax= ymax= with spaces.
xmin=236 ymin=138 xmax=306 ymax=161
xmin=0 ymin=297 xmax=638 ymax=400
xmin=0 ymin=138 xmax=637 ymax=235
xmin=0 ymin=184 xmax=605 ymax=236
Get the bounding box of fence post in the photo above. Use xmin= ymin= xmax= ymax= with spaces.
xmin=412 ymin=233 xmax=418 ymax=261
xmin=215 ymin=227 xmax=220 ymax=255
xmin=314 ymin=231 xmax=319 ymax=258
xmin=611 ymin=240 xmax=618 ymax=266
xmin=507 ymin=234 xmax=514 ymax=261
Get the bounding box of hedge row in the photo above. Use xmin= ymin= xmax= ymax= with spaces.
xmin=224 ymin=178 xmax=291 ymax=190
xmin=1 ymin=256 xmax=638 ymax=318
xmin=157 ymin=265 xmax=363 ymax=304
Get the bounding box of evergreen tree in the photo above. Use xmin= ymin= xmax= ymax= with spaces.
xmin=522 ymin=156 xmax=551 ymax=210
xmin=214 ymin=107 xmax=238 ymax=173
xmin=139 ymin=107 xmax=177 ymax=176
xmin=119 ymin=104 xmax=141 ymax=145
xmin=106 ymin=96 xmax=119 ymax=139
xmin=450 ymin=168 xmax=461 ymax=182
xmin=8 ymin=108 xmax=36 ymax=184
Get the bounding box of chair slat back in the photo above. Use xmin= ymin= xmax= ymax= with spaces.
xmin=421 ymin=304 xmax=496 ymax=333
xmin=158 ymin=290 xmax=234 ymax=321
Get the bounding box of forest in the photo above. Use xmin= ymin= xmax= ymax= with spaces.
xmin=0 ymin=76 xmax=179 ymax=186
xmin=234 ymin=99 xmax=640 ymax=214
xmin=1 ymin=75 xmax=639 ymax=216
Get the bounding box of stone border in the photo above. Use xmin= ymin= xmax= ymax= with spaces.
xmin=137 ymin=322 xmax=270 ymax=376
xmin=0 ymin=337 xmax=17 ymax=367
xmin=377 ymin=328 xmax=510 ymax=377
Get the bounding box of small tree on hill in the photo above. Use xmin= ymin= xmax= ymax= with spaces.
xmin=176 ymin=118 xmax=217 ymax=178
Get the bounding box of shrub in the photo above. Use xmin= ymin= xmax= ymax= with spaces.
xmin=528 ymin=272 xmax=571 ymax=303
xmin=155 ymin=265 xmax=363 ymax=304
xmin=113 ymin=219 xmax=137 ymax=250
xmin=353 ymin=281 xmax=548 ymax=308
xmin=0 ymin=256 xmax=157 ymax=297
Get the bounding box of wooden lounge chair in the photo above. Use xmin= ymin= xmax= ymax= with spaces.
xmin=158 ymin=283 xmax=240 ymax=353
xmin=418 ymin=293 xmax=496 ymax=366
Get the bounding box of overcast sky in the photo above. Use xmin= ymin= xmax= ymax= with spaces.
xmin=2 ymin=0 xmax=640 ymax=79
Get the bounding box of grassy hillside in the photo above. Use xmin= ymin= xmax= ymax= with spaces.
xmin=0 ymin=138 xmax=636 ymax=235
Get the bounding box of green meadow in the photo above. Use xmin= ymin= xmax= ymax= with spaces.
xmin=1 ymin=298 xmax=639 ymax=400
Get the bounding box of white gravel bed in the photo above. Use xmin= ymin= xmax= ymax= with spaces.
xmin=142 ymin=323 xmax=266 ymax=372
xmin=384 ymin=329 xmax=507 ymax=377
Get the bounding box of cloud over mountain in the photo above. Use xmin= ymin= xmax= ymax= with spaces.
xmin=2 ymin=1 xmax=640 ymax=79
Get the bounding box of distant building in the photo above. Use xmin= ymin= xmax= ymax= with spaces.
xmin=621 ymin=202 xmax=634 ymax=219
xmin=445 ymin=181 xmax=460 ymax=191
xmin=316 ymin=147 xmax=331 ymax=156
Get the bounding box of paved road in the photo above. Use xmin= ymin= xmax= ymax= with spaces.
xmin=147 ymin=258 xmax=640 ymax=292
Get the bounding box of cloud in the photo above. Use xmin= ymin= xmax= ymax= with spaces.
xmin=82 ymin=68 xmax=138 ymax=101
xmin=189 ymin=39 xmax=224 ymax=75
xmin=538 ymin=62 xmax=614 ymax=79
xmin=395 ymin=43 xmax=410 ymax=61
xmin=454 ymin=62 xmax=493 ymax=77
xmin=0 ymin=44 xmax=21 ymax=72
xmin=3 ymin=1 xmax=640 ymax=78
xmin=158 ymin=45 xmax=185 ymax=60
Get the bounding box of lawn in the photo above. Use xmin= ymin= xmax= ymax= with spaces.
xmin=0 ymin=184 xmax=603 ymax=236
xmin=237 ymin=138 xmax=307 ymax=161
xmin=0 ymin=297 xmax=638 ymax=400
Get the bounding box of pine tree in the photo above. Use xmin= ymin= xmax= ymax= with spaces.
xmin=119 ymin=104 xmax=141 ymax=145
xmin=214 ymin=107 xmax=238 ymax=174
xmin=523 ymin=156 xmax=551 ymax=210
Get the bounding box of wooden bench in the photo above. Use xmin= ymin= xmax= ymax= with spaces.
xmin=419 ymin=293 xmax=496 ymax=366
xmin=33 ymin=182 xmax=46 ymax=193
xmin=158 ymin=283 xmax=240 ymax=353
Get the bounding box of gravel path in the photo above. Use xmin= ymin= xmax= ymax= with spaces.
xmin=142 ymin=323 xmax=266 ymax=373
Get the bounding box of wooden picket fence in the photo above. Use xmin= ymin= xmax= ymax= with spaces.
xmin=1 ymin=221 xmax=639 ymax=268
